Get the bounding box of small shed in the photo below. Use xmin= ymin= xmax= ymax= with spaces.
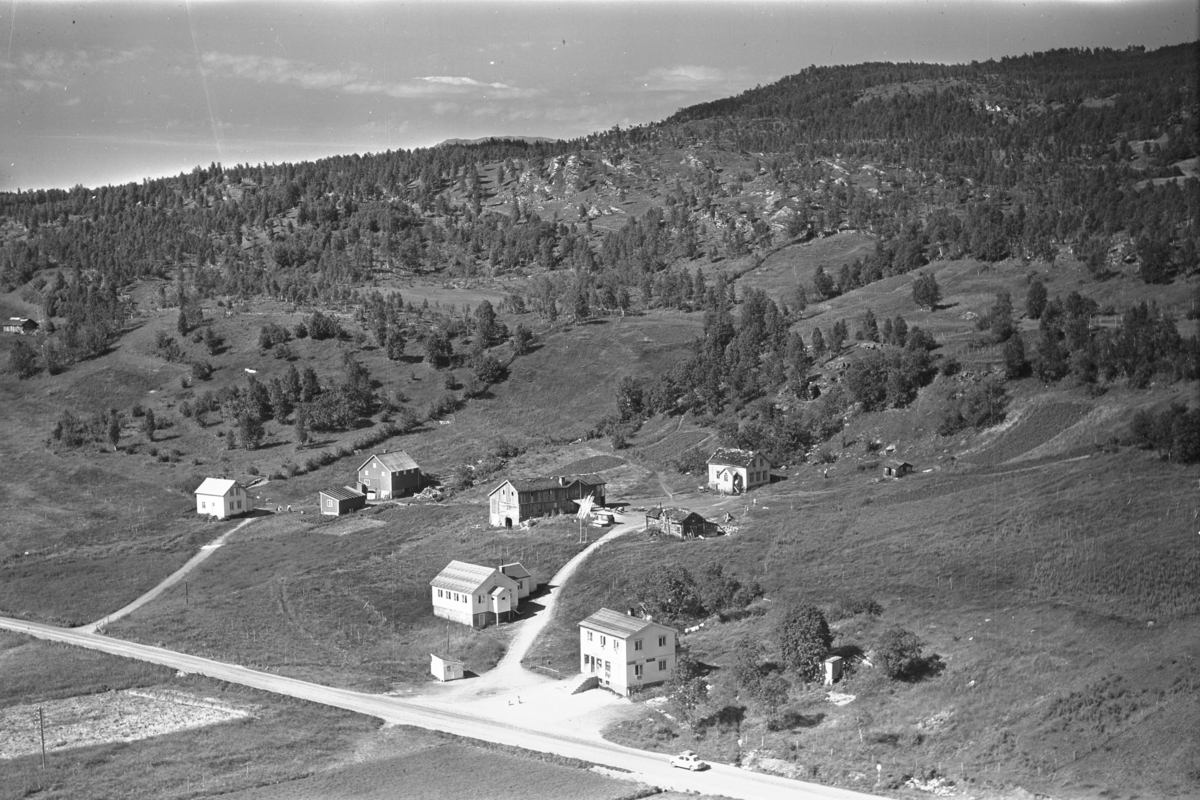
xmin=882 ymin=459 xmax=913 ymax=479
xmin=824 ymin=656 xmax=844 ymax=685
xmin=430 ymin=653 xmax=464 ymax=682
xmin=319 ymin=486 xmax=367 ymax=516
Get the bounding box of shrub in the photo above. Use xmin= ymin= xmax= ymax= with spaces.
xmin=832 ymin=596 xmax=883 ymax=619
xmin=875 ymin=626 xmax=926 ymax=680
xmin=191 ymin=360 xmax=213 ymax=381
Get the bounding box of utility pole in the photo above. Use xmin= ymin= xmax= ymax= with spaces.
xmin=39 ymin=707 xmax=46 ymax=769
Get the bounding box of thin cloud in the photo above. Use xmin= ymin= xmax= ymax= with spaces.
xmin=6 ymin=46 xmax=151 ymax=88
xmin=200 ymin=52 xmax=535 ymax=99
xmin=419 ymin=75 xmax=514 ymax=90
xmin=637 ymin=64 xmax=752 ymax=93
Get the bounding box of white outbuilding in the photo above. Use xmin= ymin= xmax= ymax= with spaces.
xmin=194 ymin=478 xmax=249 ymax=520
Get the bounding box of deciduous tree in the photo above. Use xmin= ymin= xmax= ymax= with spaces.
xmin=777 ymin=603 xmax=831 ymax=683
xmin=911 ymin=272 xmax=941 ymax=311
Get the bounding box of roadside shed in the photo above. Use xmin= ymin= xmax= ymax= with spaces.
xmin=430 ymin=653 xmax=464 ymax=682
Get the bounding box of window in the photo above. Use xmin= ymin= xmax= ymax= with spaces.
xmin=437 ymin=589 xmax=443 ymax=598
xmin=477 ymin=595 xmax=482 ymax=604
xmin=604 ymin=660 xmax=611 ymax=674
xmin=658 ymin=659 xmax=667 ymax=671
xmin=658 ymin=635 xmax=667 ymax=647
xmin=634 ymin=664 xmax=643 ymax=679
xmin=600 ymin=635 xmax=606 ymax=647
xmin=634 ymin=639 xmax=643 ymax=651
xmin=586 ymin=631 xmax=593 ymax=642
xmin=326 ymin=499 xmax=332 ymax=507
xmin=364 ymin=478 xmax=371 ymax=486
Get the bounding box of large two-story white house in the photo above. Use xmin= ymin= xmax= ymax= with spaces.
xmin=430 ymin=561 xmax=521 ymax=628
xmin=578 ymin=608 xmax=678 ymax=697
xmin=707 ymin=448 xmax=772 ymax=494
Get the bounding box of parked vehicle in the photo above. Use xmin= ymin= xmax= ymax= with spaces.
xmin=670 ymin=750 xmax=709 ymax=771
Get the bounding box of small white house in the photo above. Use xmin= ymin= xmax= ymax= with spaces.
xmin=194 ymin=478 xmax=249 ymax=519
xmin=707 ymin=448 xmax=772 ymax=494
xmin=430 ymin=561 xmax=519 ymax=628
xmin=578 ymin=608 xmax=678 ymax=697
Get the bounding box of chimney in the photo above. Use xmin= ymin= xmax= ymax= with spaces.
xmin=627 ymin=607 xmax=636 ymax=617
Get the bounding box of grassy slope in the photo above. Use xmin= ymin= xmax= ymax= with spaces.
xmin=528 ymin=443 xmax=1200 ymax=797
xmin=106 ymin=503 xmax=594 ymax=690
xmin=0 ymin=270 xmax=700 ymax=618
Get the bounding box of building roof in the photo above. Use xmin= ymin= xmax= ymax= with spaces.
xmin=707 ymin=448 xmax=766 ymax=468
xmin=884 ymin=459 xmax=913 ymax=469
xmin=489 ymin=474 xmax=606 ymax=495
xmin=194 ymin=477 xmax=240 ymax=497
xmin=500 ymin=562 xmax=531 ymax=580
xmin=647 ymin=507 xmax=705 ymax=523
xmin=489 ymin=585 xmax=509 ymax=597
xmin=579 ymin=607 xmax=675 ymax=639
xmin=320 ymin=486 xmax=365 ymax=502
xmin=430 ymin=560 xmax=500 ymax=594
xmin=357 ymin=450 xmax=420 ymax=473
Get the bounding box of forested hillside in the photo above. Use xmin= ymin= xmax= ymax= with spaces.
xmin=2 ymin=43 xmax=1195 ymax=465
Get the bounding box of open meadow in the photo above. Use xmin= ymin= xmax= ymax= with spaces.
xmin=0 ymin=632 xmax=380 ymax=800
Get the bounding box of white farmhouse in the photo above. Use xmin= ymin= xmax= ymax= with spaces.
xmin=707 ymin=448 xmax=772 ymax=494
xmin=578 ymin=608 xmax=678 ymax=697
xmin=194 ymin=478 xmax=249 ymax=520
xmin=430 ymin=561 xmax=519 ymax=628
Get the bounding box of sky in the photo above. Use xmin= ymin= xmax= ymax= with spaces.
xmin=1 ymin=0 xmax=1196 ymax=192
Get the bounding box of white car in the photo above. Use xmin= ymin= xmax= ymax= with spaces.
xmin=670 ymin=750 xmax=709 ymax=771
